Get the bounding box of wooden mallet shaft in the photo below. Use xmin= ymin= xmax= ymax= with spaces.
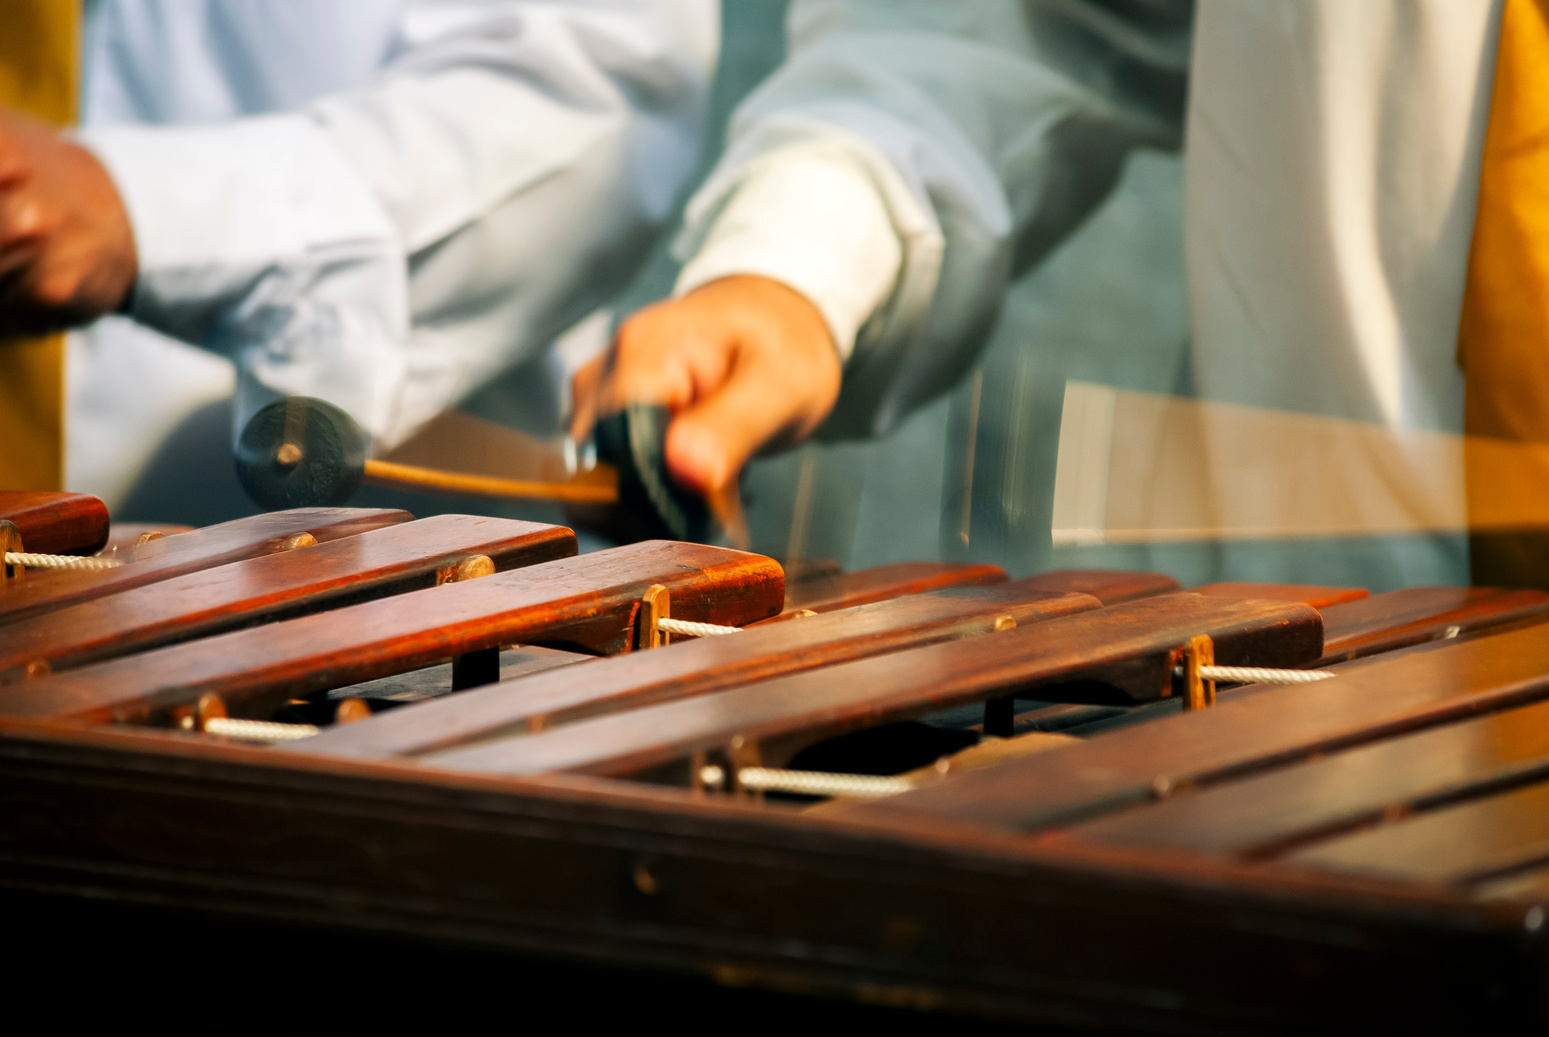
xmin=361 ymin=458 xmax=618 ymax=505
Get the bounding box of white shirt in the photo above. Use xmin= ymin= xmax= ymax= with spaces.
xmin=69 ymin=0 xmax=718 ymax=507
xmin=678 ymin=0 xmax=1499 ymax=587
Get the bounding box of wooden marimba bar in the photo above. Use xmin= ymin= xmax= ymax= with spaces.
xmin=3 ymin=490 xmax=1549 ymax=1032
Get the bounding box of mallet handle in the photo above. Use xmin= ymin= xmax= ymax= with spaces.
xmin=362 ymin=459 xmax=618 ymax=504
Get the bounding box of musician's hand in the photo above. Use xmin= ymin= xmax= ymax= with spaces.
xmin=0 ymin=107 xmax=136 ymax=337
xmin=571 ymin=275 xmax=841 ymax=494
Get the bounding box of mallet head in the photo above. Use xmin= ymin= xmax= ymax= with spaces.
xmin=235 ymin=397 xmax=367 ymax=510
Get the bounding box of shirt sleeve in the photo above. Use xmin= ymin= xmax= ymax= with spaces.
xmin=673 ymin=0 xmax=1189 ymax=439
xmin=80 ymin=0 xmax=719 ymax=447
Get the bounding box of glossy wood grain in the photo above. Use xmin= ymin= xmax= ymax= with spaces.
xmin=766 ymin=561 xmax=1007 ymax=618
xmin=423 ymin=593 xmax=1320 ymax=778
xmin=298 ymin=588 xmax=1102 ymax=760
xmin=0 ymin=515 xmax=575 ymax=677
xmin=1316 ymin=586 xmax=1549 ymax=664
xmin=0 ymin=508 xmax=411 ymax=623
xmin=1286 ymin=779 xmax=1549 ymax=886
xmin=1069 ymin=696 xmax=1549 ymax=859
xmin=841 ymin=620 xmax=1549 ymax=835
xmin=1008 ymin=569 xmax=1182 ymax=605
xmin=0 ymin=491 xmax=109 ymax=555
xmin=0 ymin=541 xmax=783 ymax=725
xmin=1192 ymin=582 xmax=1369 ymax=609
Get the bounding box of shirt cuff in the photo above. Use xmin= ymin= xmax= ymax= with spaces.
xmin=673 ymin=151 xmax=903 ymax=362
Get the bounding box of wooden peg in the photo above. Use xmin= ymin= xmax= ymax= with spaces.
xmin=196 ymin=692 xmax=228 ymax=731
xmin=131 ymin=529 xmax=170 ymax=562
xmin=280 ymin=532 xmax=318 ymax=551
xmin=445 ymin=554 xmax=500 ymax=690
xmin=335 ymin=698 xmax=371 ymax=724
xmin=1 ymin=520 xmax=23 ymax=581
xmin=726 ymin=734 xmax=763 ymax=800
xmin=638 ymin=583 xmax=670 ymax=650
xmin=1181 ymin=634 xmax=1216 ymax=711
xmin=437 ymin=553 xmax=496 ymax=586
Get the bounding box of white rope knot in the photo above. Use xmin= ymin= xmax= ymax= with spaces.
xmin=657 ymin=617 xmax=742 ymax=638
xmin=1180 ymin=664 xmax=1336 ymax=685
xmin=5 ymin=551 xmax=122 ymax=572
xmin=203 ymin=717 xmax=319 ymax=742
xmin=717 ymin=766 xmax=914 ymax=798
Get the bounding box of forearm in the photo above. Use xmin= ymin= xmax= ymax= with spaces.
xmin=675 ymin=0 xmax=1187 ymax=437
xmin=83 ymin=0 xmax=719 ymax=445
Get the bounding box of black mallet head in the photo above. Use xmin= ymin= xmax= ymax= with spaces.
xmin=235 ymin=397 xmax=367 ymax=510
xmin=593 ymin=404 xmax=711 ymax=543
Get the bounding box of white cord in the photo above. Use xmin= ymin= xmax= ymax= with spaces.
xmin=722 ymin=766 xmax=914 ymax=798
xmin=204 ymin=717 xmax=320 ymax=742
xmin=657 ymin=617 xmax=742 ymax=638
xmin=1183 ymin=665 xmax=1336 ymax=685
xmin=5 ymin=551 xmax=121 ymax=571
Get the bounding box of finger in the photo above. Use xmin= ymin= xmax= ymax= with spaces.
xmin=0 ymin=112 xmax=26 ymax=186
xmin=664 ymin=355 xmax=809 ymax=493
xmin=598 ymin=308 xmax=733 ymax=418
xmin=0 ymin=188 xmax=45 ymax=249
xmin=569 ymin=354 xmax=605 ymax=443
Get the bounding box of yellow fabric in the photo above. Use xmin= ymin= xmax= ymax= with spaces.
xmin=1459 ymin=0 xmax=1549 ymax=585
xmin=0 ymin=0 xmax=77 ymax=491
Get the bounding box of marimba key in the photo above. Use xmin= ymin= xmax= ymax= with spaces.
xmin=1192 ymin=582 xmax=1369 ymax=608
xmin=837 ymin=618 xmax=1549 ymax=834
xmin=1067 ymin=694 xmax=1549 ymax=859
xmin=0 ymin=490 xmax=110 ymax=555
xmin=1316 ymin=586 xmax=1549 ymax=664
xmin=0 ymin=507 xmax=411 ymax=622
xmin=1284 ymin=780 xmax=1549 ymax=886
xmin=420 ymin=592 xmax=1320 ymax=780
xmin=765 ymin=561 xmax=1008 ymax=618
xmin=296 ymin=586 xmax=1101 ymax=760
xmin=1012 ymin=568 xmax=1182 ymax=604
xmin=0 ymin=515 xmax=575 ymax=678
xmin=95 ymin=522 xmax=196 ymax=559
xmin=0 ymin=541 xmax=783 ymax=726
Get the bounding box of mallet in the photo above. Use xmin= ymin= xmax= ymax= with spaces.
xmin=234 ymin=397 xmax=716 ymax=542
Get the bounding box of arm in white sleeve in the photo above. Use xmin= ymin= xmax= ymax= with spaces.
xmin=675 ymin=0 xmax=1190 ymax=439
xmin=82 ymin=0 xmax=719 ymax=446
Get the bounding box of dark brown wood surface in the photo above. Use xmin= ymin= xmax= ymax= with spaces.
xmin=1317 ymin=586 xmax=1549 ymax=664
xmin=766 ymin=561 xmax=1007 ymax=618
xmin=1069 ymin=696 xmax=1549 ymax=860
xmin=1286 ymin=780 xmax=1549 ymax=886
xmin=0 ymin=491 xmax=110 ymax=555
xmin=0 ymin=508 xmax=411 ymax=623
xmin=0 ymin=718 xmax=1534 ymax=1035
xmin=1192 ymin=582 xmax=1369 ymax=608
xmin=0 ymin=515 xmax=575 ymax=677
xmin=841 ymin=620 xmax=1549 ymax=835
xmin=299 ymin=588 xmax=1102 ymax=760
xmin=425 ymin=593 xmax=1320 ymax=778
xmin=0 ymin=541 xmax=783 ymax=725
xmin=1009 ymin=569 xmax=1182 ymax=605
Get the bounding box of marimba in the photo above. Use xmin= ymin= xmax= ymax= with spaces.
xmin=4 ymin=491 xmax=1549 ymax=1032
